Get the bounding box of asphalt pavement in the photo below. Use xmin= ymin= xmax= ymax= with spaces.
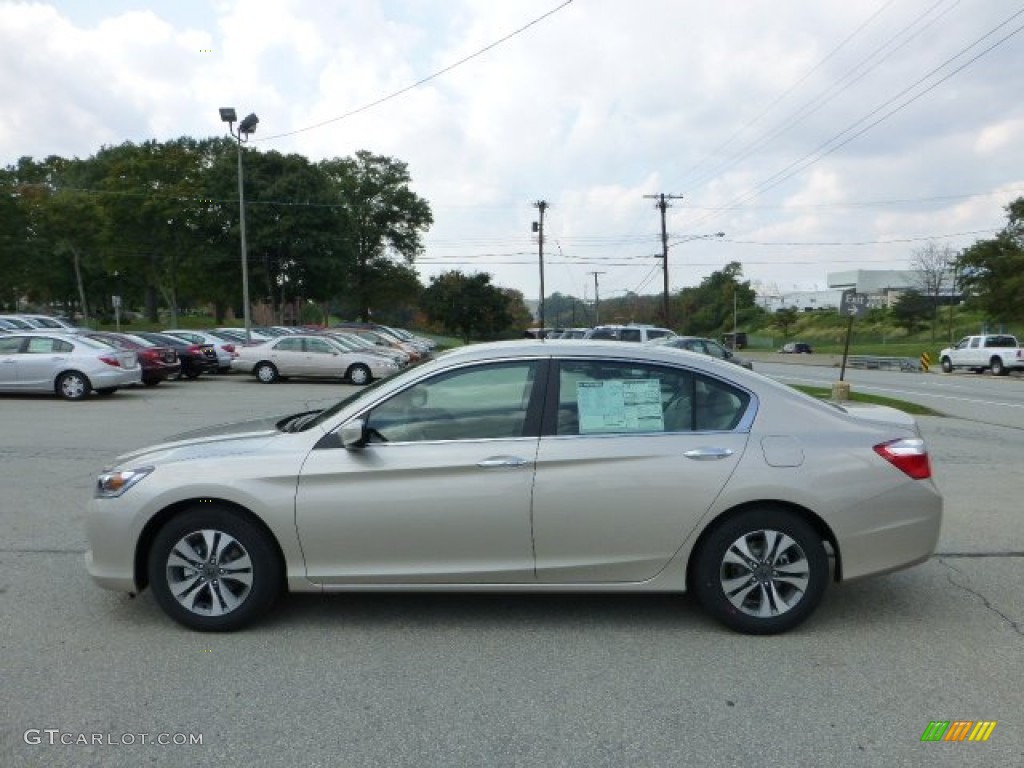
xmin=1 ymin=371 xmax=1021 ymax=767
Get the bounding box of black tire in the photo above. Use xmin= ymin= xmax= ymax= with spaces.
xmin=692 ymin=508 xmax=828 ymax=635
xmin=148 ymin=506 xmax=282 ymax=632
xmin=940 ymin=357 xmax=952 ymax=374
xmin=254 ymin=362 xmax=278 ymax=383
xmin=56 ymin=371 xmax=91 ymax=401
xmin=184 ymin=369 xmax=202 ymax=380
xmin=347 ymin=363 xmax=371 ymax=386
xmin=96 ymin=387 xmax=117 ymax=396
xmin=143 ymin=378 xmax=161 ymax=387
xmin=990 ymin=357 xmax=1007 ymax=376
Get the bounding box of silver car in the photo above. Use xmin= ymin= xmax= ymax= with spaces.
xmin=649 ymin=335 xmax=754 ymax=370
xmin=0 ymin=331 xmax=141 ymax=400
xmin=86 ymin=340 xmax=941 ymax=634
xmin=231 ymin=334 xmax=399 ymax=385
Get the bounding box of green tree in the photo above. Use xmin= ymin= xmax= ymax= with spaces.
xmin=421 ymin=271 xmax=512 ymax=342
xmin=890 ymin=290 xmax=932 ymax=334
xmin=242 ymin=149 xmax=339 ymax=322
xmin=771 ymin=307 xmax=799 ymax=339
xmin=958 ymin=197 xmax=1024 ymax=325
xmin=318 ymin=151 xmax=432 ymax=321
xmin=676 ymin=261 xmax=757 ymax=335
xmin=501 ymin=287 xmax=534 ymax=334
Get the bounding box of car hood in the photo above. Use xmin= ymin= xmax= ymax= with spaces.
xmin=105 ymin=413 xmax=309 ymax=468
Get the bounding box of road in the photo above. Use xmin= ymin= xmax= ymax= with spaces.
xmin=1 ymin=371 xmax=1021 ymax=767
xmin=753 ymin=355 xmax=1024 ymax=428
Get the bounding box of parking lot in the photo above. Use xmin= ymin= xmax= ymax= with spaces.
xmin=2 ymin=372 xmax=1021 ymax=767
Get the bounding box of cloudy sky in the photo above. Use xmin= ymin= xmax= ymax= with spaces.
xmin=2 ymin=0 xmax=1022 ymax=304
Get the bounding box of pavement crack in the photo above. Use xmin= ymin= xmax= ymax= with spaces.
xmin=933 ymin=551 xmax=1024 ymax=558
xmin=938 ymin=558 xmax=1023 ymax=637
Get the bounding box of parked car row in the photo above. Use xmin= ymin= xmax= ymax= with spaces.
xmin=0 ymin=313 xmax=82 ymax=331
xmin=0 ymin=316 xmax=437 ymax=400
xmin=524 ymin=325 xmax=755 ymax=370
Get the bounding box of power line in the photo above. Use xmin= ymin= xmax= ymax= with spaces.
xmin=256 ymin=1 xmax=575 ymax=142
xmin=684 ymin=6 xmax=1024 ymax=229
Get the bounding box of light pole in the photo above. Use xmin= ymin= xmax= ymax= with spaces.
xmin=219 ymin=107 xmax=259 ymax=345
xmin=532 ymin=200 xmax=548 ymax=332
xmin=661 ymin=232 xmax=725 ymax=329
xmin=587 ymin=271 xmax=606 ymax=325
xmin=946 ymin=258 xmax=959 ymax=342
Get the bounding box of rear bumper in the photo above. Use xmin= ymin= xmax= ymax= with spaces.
xmin=91 ymin=367 xmax=143 ymax=389
xmin=833 ymin=481 xmax=942 ymax=581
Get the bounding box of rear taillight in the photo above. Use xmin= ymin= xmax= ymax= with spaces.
xmin=187 ymin=344 xmax=202 ymax=355
xmin=142 ymin=350 xmax=160 ymax=361
xmin=99 ymin=355 xmax=122 ymax=368
xmin=222 ymin=344 xmax=235 ymax=353
xmin=873 ymin=438 xmax=931 ymax=479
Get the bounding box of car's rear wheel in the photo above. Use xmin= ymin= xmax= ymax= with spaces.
xmin=254 ymin=362 xmax=278 ymax=383
xmin=148 ymin=506 xmax=281 ymax=632
xmin=990 ymin=357 xmax=1006 ymax=376
xmin=143 ymin=378 xmax=161 ymax=387
xmin=56 ymin=371 xmax=91 ymax=400
xmin=940 ymin=357 xmax=952 ymax=373
xmin=184 ymin=369 xmax=202 ymax=380
xmin=347 ymin=363 xmax=371 ymax=386
xmin=692 ymin=508 xmax=828 ymax=635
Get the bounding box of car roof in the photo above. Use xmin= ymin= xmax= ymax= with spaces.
xmin=430 ymin=338 xmax=736 ymax=372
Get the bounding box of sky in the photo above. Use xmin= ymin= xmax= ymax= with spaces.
xmin=2 ymin=0 xmax=1023 ymax=305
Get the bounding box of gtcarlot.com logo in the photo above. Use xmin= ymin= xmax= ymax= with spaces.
xmin=24 ymin=729 xmax=203 ymax=747
xmin=921 ymin=720 xmax=997 ymax=743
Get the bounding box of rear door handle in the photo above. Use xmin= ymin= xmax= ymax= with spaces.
xmin=476 ymin=455 xmax=529 ymax=469
xmin=683 ymin=447 xmax=734 ymax=461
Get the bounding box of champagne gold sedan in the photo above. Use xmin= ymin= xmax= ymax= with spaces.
xmin=86 ymin=340 xmax=941 ymax=634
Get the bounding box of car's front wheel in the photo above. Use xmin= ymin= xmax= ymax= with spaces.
xmin=254 ymin=362 xmax=278 ymax=383
xmin=940 ymin=357 xmax=953 ymax=373
xmin=347 ymin=363 xmax=371 ymax=386
xmin=692 ymin=508 xmax=828 ymax=634
xmin=148 ymin=506 xmax=282 ymax=632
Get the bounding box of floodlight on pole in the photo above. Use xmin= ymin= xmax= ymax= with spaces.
xmin=220 ymin=107 xmax=259 ymax=344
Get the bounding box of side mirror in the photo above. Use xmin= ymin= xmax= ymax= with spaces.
xmin=339 ymin=418 xmax=368 ymax=449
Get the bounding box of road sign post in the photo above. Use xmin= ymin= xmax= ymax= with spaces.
xmin=838 ymin=291 xmax=869 ymax=384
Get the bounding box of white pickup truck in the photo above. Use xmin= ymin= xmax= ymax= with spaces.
xmin=939 ymin=334 xmax=1024 ymax=376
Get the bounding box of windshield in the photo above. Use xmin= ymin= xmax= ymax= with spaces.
xmin=297 ymin=375 xmax=395 ymax=431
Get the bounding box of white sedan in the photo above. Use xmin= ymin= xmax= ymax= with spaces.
xmin=230 ymin=334 xmax=399 ymax=385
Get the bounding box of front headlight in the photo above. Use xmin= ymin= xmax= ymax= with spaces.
xmin=95 ymin=467 xmax=154 ymax=498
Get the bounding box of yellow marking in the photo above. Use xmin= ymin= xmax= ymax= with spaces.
xmin=968 ymin=721 xmax=997 ymax=742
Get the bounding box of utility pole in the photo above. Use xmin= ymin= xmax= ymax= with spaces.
xmin=587 ymin=271 xmax=606 ymax=325
xmin=532 ymin=200 xmax=548 ymax=332
xmin=643 ymin=193 xmax=684 ymax=327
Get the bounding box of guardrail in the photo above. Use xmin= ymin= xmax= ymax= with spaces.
xmin=845 ymin=355 xmax=920 ymax=372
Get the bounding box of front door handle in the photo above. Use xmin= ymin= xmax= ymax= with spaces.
xmin=476 ymin=455 xmax=529 ymax=469
xmin=683 ymin=447 xmax=734 ymax=461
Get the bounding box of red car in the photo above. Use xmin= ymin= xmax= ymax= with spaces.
xmin=79 ymin=331 xmax=181 ymax=386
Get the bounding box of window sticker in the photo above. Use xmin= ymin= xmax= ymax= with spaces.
xmin=576 ymin=379 xmax=664 ymax=433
